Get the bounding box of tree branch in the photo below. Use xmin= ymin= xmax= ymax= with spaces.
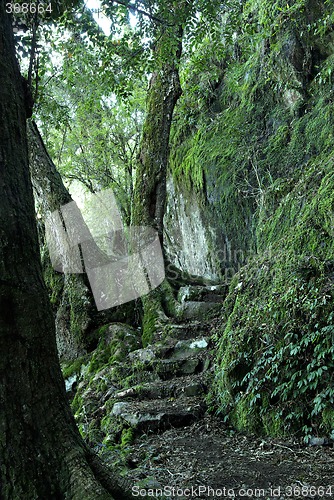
xmin=109 ymin=0 xmax=175 ymax=26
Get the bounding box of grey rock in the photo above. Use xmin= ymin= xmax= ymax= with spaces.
xmin=129 ymin=347 xmax=156 ymax=363
xmin=156 ymin=357 xmax=202 ymax=379
xmin=112 ymin=401 xmax=130 ymax=416
xmin=110 ymin=398 xmax=205 ymax=431
xmin=181 ymin=382 xmax=205 ymax=397
xmin=180 ymin=301 xmax=222 ymax=319
xmin=178 ymin=285 xmax=227 ymax=303
xmin=308 ymin=437 xmax=333 ymax=446
xmin=164 ymin=177 xmax=222 ymax=281
xmin=65 ymin=374 xmax=77 ymax=392
xmin=182 ymin=358 xmax=201 ymax=375
xmin=174 ymin=337 xmax=208 ymax=351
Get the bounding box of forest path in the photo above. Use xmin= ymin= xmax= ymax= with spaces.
xmin=122 ymin=413 xmax=334 ymax=499
xmin=94 ymin=285 xmax=334 ymax=499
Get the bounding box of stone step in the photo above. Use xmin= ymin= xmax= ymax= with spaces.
xmin=128 ymin=340 xmax=212 ymax=380
xmin=171 ymin=337 xmax=210 ymax=359
xmin=113 ymin=373 xmax=208 ymax=401
xmin=153 ymin=355 xmax=211 ymax=380
xmin=165 ymin=321 xmax=209 ymax=340
xmin=180 ymin=301 xmax=222 ymax=320
xmin=178 ymin=284 xmax=228 ymax=304
xmin=128 ymin=336 xmax=210 ymax=365
xmin=110 ymin=397 xmax=206 ymax=433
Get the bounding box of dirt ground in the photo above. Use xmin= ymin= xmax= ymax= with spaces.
xmin=121 ymin=415 xmax=334 ymax=499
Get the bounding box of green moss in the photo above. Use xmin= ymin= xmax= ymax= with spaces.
xmin=321 ymin=408 xmax=334 ymax=433
xmin=87 ymin=338 xmax=112 ymax=374
xmin=42 ymin=249 xmax=64 ymax=309
xmin=61 ymin=354 xmax=89 ymax=379
xmin=141 ymin=288 xmax=165 ymax=347
xmin=66 ymin=276 xmax=91 ymax=345
xmin=70 ymin=323 xmax=141 ymax=445
xmin=72 ymin=390 xmax=84 ymax=416
xmin=261 ymin=396 xmax=286 ymax=437
xmin=121 ymin=428 xmax=134 ymax=448
xmin=85 ymin=323 xmax=140 ymax=374
xmin=230 ymin=394 xmax=261 ymax=434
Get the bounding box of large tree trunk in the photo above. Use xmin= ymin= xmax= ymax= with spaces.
xmin=131 ymin=32 xmax=183 ymax=345
xmin=28 ymin=121 xmax=137 ymax=359
xmin=131 ymin=59 xmax=182 ymax=237
xmin=27 ymin=120 xmax=94 ymax=359
xmin=0 ymin=7 xmax=127 ymax=498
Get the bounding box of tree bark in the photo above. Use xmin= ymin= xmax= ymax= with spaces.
xmin=27 ymin=120 xmax=96 ymax=359
xmin=131 ymin=30 xmax=183 ymax=343
xmin=0 ymin=7 xmax=128 ymax=498
xmin=131 ymin=39 xmax=182 ymax=237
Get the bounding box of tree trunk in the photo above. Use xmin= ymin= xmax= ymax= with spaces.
xmin=0 ymin=7 xmax=128 ymax=498
xmin=131 ymin=59 xmax=182 ymax=237
xmin=27 ymin=120 xmax=95 ymax=359
xmin=28 ymin=121 xmax=136 ymax=359
xmin=131 ymin=32 xmax=183 ymax=344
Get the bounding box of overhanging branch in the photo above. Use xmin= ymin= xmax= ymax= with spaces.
xmin=109 ymin=0 xmax=175 ymax=26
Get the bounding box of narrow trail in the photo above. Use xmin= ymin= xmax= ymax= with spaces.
xmin=87 ymin=284 xmax=334 ymax=499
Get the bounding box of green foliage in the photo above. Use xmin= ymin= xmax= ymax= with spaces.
xmin=213 ymin=147 xmax=334 ymax=439
xmin=33 ymin=23 xmax=147 ymax=221
xmin=120 ymin=427 xmax=134 ymax=448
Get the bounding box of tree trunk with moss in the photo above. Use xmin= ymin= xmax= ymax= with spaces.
xmin=132 ymin=55 xmax=182 ymax=235
xmin=28 ymin=121 xmax=136 ymax=359
xmin=0 ymin=8 xmax=129 ymax=497
xmin=27 ymin=120 xmax=96 ymax=359
xmin=131 ymin=32 xmax=183 ymax=344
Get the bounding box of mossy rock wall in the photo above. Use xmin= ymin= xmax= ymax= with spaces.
xmin=213 ymin=153 xmax=334 ymax=440
xmin=164 ymin=176 xmax=226 ymax=281
xmin=167 ymin=0 xmax=334 ymax=291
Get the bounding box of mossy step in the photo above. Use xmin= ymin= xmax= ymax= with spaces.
xmin=164 ymin=321 xmax=211 ymax=340
xmin=177 ymin=284 xmax=228 ymax=303
xmin=153 ymin=355 xmax=211 ymax=380
xmin=113 ymin=373 xmax=208 ymax=401
xmin=180 ymin=301 xmax=222 ymax=320
xmin=128 ymin=341 xmax=211 ymax=380
xmin=171 ymin=337 xmax=210 ymax=360
xmin=111 ymin=396 xmax=206 ymax=432
xmin=129 ymin=336 xmax=210 ymax=365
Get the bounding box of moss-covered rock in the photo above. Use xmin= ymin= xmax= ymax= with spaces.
xmin=203 ymin=0 xmax=334 ymax=441
xmin=70 ymin=323 xmax=141 ymax=443
xmin=213 ymin=150 xmax=334 ymax=440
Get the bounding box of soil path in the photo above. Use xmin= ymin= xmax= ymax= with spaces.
xmin=124 ymin=415 xmax=334 ymax=499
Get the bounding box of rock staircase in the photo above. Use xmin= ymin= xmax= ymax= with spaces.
xmin=67 ymin=283 xmax=226 ymax=456
xmin=64 ymin=282 xmax=334 ymax=499
xmin=109 ymin=335 xmax=211 ymax=434
xmin=99 ymin=284 xmax=225 ymax=443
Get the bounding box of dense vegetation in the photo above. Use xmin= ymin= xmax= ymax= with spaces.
xmin=174 ymin=0 xmax=334 ymax=439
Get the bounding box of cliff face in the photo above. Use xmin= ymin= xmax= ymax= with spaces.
xmin=167 ymin=0 xmax=334 ymax=439
xmin=164 ymin=176 xmax=231 ymax=281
